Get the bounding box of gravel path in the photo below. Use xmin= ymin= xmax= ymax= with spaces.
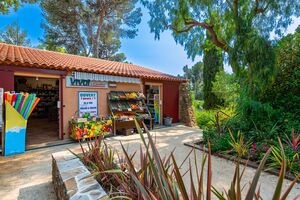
xmin=0 ymin=125 xmax=299 ymax=199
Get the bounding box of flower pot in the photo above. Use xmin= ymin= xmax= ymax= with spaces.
xmin=164 ymin=117 xmax=173 ymax=126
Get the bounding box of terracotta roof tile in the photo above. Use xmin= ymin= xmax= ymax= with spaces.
xmin=0 ymin=43 xmax=185 ymax=82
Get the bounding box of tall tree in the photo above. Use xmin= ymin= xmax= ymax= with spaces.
xmin=141 ymin=0 xmax=300 ymax=97
xmin=0 ymin=22 xmax=31 ymax=46
xmin=41 ymin=0 xmax=142 ymax=60
xmin=0 ymin=0 xmax=36 ymax=14
xmin=203 ymin=36 xmax=223 ymax=109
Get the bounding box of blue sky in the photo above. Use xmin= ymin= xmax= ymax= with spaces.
xmin=0 ymin=4 xmax=299 ymax=76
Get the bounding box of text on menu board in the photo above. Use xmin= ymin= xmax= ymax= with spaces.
xmin=78 ymin=91 xmax=98 ymax=117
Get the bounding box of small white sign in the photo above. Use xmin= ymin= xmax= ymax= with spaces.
xmin=78 ymin=91 xmax=98 ymax=117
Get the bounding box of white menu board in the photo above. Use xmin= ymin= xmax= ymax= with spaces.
xmin=78 ymin=91 xmax=98 ymax=117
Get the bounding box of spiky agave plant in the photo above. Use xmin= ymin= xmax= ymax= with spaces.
xmin=132 ymin=120 xmax=300 ymax=200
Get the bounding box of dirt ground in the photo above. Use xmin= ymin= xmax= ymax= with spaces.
xmin=0 ymin=125 xmax=299 ymax=200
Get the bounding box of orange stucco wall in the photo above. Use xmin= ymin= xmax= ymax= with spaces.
xmin=62 ymin=77 xmax=142 ymax=138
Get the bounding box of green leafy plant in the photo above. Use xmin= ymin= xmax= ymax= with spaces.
xmin=228 ymin=130 xmax=250 ymax=158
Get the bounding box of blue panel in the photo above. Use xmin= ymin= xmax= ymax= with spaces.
xmin=4 ymin=128 xmax=26 ymax=156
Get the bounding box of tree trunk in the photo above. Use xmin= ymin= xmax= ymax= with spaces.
xmin=93 ymin=13 xmax=104 ymax=58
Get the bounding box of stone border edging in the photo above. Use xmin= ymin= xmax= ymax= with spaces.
xmin=184 ymin=140 xmax=299 ymax=183
xmin=52 ymin=150 xmax=109 ymax=200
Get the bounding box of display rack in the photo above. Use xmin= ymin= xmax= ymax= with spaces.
xmin=28 ymin=87 xmax=59 ymax=119
xmin=145 ymin=85 xmax=160 ymax=125
xmin=108 ymin=91 xmax=152 ymax=135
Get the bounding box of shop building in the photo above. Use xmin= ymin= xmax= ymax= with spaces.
xmin=0 ymin=43 xmax=185 ymax=147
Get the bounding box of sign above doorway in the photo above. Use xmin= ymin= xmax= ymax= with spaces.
xmin=66 ymin=76 xmax=108 ymax=89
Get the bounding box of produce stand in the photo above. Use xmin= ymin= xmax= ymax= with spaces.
xmin=69 ymin=117 xmax=113 ymax=140
xmin=108 ymin=91 xmax=152 ymax=135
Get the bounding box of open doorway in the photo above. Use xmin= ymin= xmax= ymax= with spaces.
xmin=14 ymin=76 xmax=60 ymax=147
xmin=145 ymin=84 xmax=162 ymax=128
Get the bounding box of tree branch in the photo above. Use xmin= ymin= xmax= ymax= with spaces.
xmin=254 ymin=0 xmax=270 ymax=14
xmin=185 ymin=19 xmax=230 ymax=52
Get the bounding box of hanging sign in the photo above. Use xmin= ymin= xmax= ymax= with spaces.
xmin=66 ymin=76 xmax=108 ymax=88
xmin=78 ymin=91 xmax=98 ymax=117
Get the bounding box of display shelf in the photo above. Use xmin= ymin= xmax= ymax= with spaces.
xmin=108 ymin=91 xmax=152 ymax=135
xmin=27 ymin=87 xmax=59 ymax=118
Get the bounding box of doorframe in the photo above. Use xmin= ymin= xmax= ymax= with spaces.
xmin=14 ymin=72 xmax=63 ymax=141
xmin=144 ymin=82 xmax=163 ymax=125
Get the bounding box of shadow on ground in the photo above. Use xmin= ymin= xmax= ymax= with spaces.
xmin=18 ymin=182 xmax=56 ymax=200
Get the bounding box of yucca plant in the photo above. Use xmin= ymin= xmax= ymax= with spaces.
xmin=268 ymin=144 xmax=299 ymax=177
xmin=228 ymin=130 xmax=250 ymax=158
xmin=285 ymin=129 xmax=300 ymax=152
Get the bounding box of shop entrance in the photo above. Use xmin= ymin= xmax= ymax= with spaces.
xmin=14 ymin=76 xmax=60 ymax=147
xmin=145 ymin=84 xmax=162 ymax=126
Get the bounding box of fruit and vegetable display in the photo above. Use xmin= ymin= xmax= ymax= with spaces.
xmin=109 ymin=91 xmax=145 ymax=100
xmin=108 ymin=91 xmax=153 ymax=135
xmin=69 ymin=115 xmax=113 ymax=140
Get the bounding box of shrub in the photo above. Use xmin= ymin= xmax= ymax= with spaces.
xmin=212 ymin=71 xmax=240 ymax=106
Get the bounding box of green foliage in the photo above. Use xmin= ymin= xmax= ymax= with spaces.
xmin=262 ymin=26 xmax=300 ymax=133
xmin=183 ymin=62 xmax=203 ymax=100
xmin=195 ymin=109 xmax=216 ymax=130
xmin=234 ymin=92 xmax=278 ymax=141
xmin=228 ymin=130 xmax=249 ymax=158
xmin=192 ymin=99 xmax=203 ymax=111
xmin=141 ymin=0 xmax=299 ymax=68
xmin=40 ymin=0 xmax=142 ymax=59
xmin=37 ymin=42 xmax=66 ymax=53
xmin=0 ymin=21 xmax=31 ymax=46
xmin=203 ymin=129 xmax=231 ymax=152
xmin=195 ymin=106 xmax=235 ymax=131
xmin=203 ymin=39 xmax=224 ymax=109
xmin=212 ymin=71 xmax=240 ymax=106
xmin=0 ymin=0 xmax=36 ymax=14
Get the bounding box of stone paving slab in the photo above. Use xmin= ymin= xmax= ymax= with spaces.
xmin=52 ymin=150 xmax=108 ymax=200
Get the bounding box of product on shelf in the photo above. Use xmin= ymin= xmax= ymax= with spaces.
xmin=135 ymin=113 xmax=151 ymax=120
xmin=69 ymin=115 xmax=113 ymax=140
xmin=125 ymin=92 xmax=138 ymax=99
xmin=114 ymin=114 xmax=135 ymax=121
xmin=130 ymin=103 xmax=139 ymax=109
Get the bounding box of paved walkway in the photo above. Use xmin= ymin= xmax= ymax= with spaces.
xmin=0 ymin=125 xmax=299 ymax=199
